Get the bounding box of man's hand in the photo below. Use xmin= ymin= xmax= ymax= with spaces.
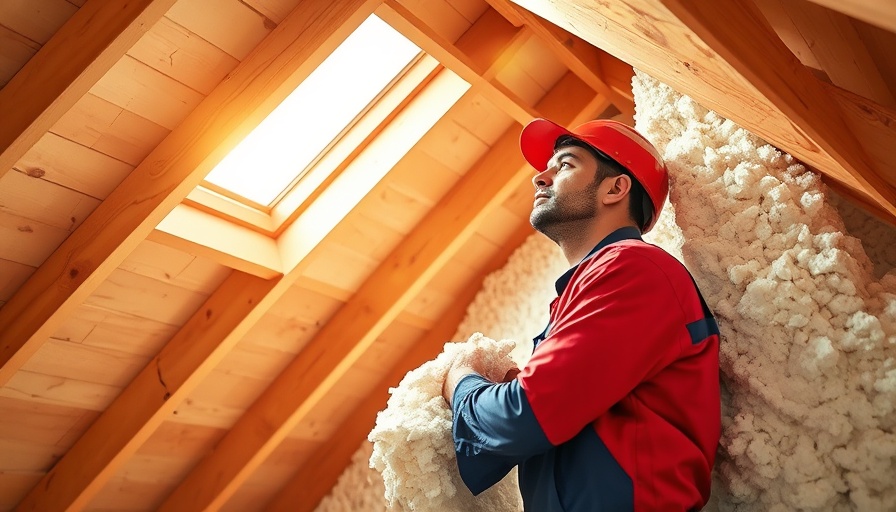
xmin=442 ymin=348 xmax=519 ymax=406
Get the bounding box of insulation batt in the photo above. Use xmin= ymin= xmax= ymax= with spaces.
xmin=367 ymin=333 xmax=523 ymax=511
xmin=315 ymin=73 xmax=896 ymax=510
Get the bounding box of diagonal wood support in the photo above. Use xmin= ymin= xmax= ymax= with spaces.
xmin=0 ymin=0 xmax=177 ymax=178
xmin=485 ymin=0 xmax=632 ymax=113
xmin=378 ymin=0 xmax=539 ymax=123
xmin=13 ymin=272 xmax=279 ymax=511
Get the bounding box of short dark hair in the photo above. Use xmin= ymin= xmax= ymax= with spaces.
xmin=555 ymin=135 xmax=653 ymax=231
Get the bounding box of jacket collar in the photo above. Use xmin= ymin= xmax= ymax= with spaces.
xmin=554 ymin=226 xmax=642 ymax=295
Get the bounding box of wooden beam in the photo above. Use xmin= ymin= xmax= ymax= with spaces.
xmin=823 ymin=83 xmax=896 ymax=209
xmin=378 ymin=0 xmax=540 ymax=124
xmin=455 ymin=9 xmax=529 ymax=82
xmin=484 ymin=0 xmax=630 ymax=112
xmin=803 ymin=0 xmax=896 ymax=34
xmin=599 ymin=53 xmax=635 ymax=104
xmin=13 ymin=272 xmax=280 ymax=511
xmin=768 ymin=0 xmax=895 ymax=107
xmin=264 ymin=222 xmax=535 ymax=512
xmin=0 ymin=0 xmax=176 ymax=179
xmin=822 ymin=175 xmax=896 ymax=229
xmin=0 ymin=0 xmax=382 ymax=387
xmin=158 ymin=72 xmax=601 ymax=512
xmin=509 ymin=0 xmax=896 ymax=220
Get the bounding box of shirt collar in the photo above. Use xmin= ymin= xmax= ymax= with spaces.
xmin=553 ymin=226 xmax=642 ymax=295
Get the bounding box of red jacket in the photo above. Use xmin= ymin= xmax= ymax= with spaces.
xmin=452 ymin=227 xmax=721 ymax=511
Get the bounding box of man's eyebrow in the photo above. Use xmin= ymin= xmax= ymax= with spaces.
xmin=551 ymin=150 xmax=580 ymax=163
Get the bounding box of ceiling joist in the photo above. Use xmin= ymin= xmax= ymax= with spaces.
xmin=0 ymin=0 xmax=382 ymax=387
xmin=378 ymin=1 xmax=540 ymax=123
xmin=0 ymin=0 xmax=176 ymax=178
xmin=484 ymin=0 xmax=632 ymax=113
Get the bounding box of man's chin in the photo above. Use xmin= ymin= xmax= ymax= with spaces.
xmin=529 ymin=213 xmax=554 ymax=235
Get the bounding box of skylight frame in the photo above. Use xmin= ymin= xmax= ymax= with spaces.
xmin=199 ymin=14 xmax=423 ymax=211
xmin=184 ymin=53 xmax=442 ymax=235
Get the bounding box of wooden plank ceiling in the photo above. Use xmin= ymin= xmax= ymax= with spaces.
xmin=0 ymin=0 xmax=893 ymax=510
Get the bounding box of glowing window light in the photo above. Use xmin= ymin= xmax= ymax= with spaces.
xmin=204 ymin=15 xmax=420 ymax=206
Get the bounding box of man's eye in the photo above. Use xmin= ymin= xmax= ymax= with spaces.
xmin=558 ymin=161 xmax=571 ymax=170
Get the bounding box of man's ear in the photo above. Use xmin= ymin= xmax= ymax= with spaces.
xmin=602 ymin=174 xmax=632 ymax=205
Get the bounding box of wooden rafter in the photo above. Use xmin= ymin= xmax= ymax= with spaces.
xmin=762 ymin=0 xmax=895 ymax=108
xmin=0 ymin=0 xmax=382 ymax=387
xmin=378 ymin=1 xmax=539 ymax=123
xmin=509 ymin=0 xmax=896 ymax=221
xmin=803 ymin=0 xmax=896 ymax=34
xmin=13 ymin=272 xmax=279 ymax=511
xmin=265 ymin=221 xmax=537 ymax=512
xmin=598 ymin=53 xmax=635 ymax=105
xmin=158 ymin=71 xmax=603 ymax=512
xmin=821 ymin=82 xmax=896 ymax=198
xmin=0 ymin=0 xmax=176 ymax=179
xmin=485 ymin=0 xmax=632 ymax=114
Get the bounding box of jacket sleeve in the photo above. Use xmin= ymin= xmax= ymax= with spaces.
xmin=518 ymin=247 xmax=685 ymax=445
xmin=451 ymin=374 xmax=553 ymax=494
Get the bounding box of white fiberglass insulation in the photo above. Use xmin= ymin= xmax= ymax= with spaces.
xmin=367 ymin=333 xmax=522 ymax=511
xmin=314 ymin=72 xmax=896 ymax=511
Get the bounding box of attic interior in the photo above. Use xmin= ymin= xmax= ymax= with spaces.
xmin=0 ymin=0 xmax=895 ymax=510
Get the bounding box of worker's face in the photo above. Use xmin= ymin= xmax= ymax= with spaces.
xmin=530 ymin=145 xmax=601 ymax=238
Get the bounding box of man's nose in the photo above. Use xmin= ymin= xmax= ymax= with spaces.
xmin=532 ymin=169 xmax=553 ymax=187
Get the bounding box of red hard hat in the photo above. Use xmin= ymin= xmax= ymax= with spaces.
xmin=519 ymin=118 xmax=669 ymax=233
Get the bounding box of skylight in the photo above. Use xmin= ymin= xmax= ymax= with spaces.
xmin=203 ymin=15 xmax=421 ymax=206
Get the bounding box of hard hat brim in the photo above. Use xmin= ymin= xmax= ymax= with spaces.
xmin=519 ymin=118 xmax=572 ymax=173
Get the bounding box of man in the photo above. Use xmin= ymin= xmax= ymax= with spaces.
xmin=442 ymin=118 xmax=721 ymax=511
